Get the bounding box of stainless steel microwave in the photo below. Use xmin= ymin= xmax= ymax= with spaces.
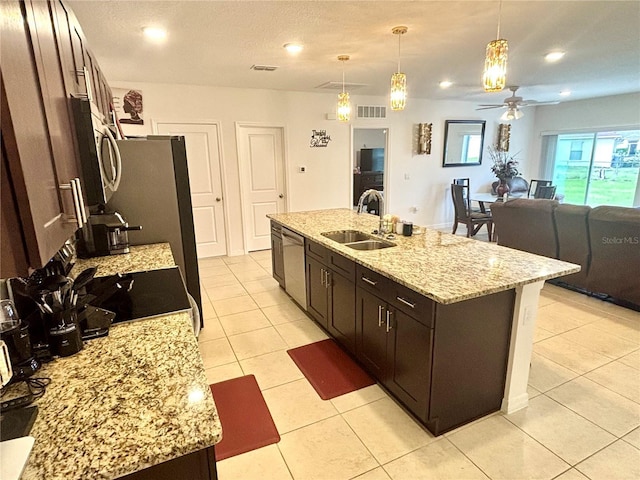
xmin=70 ymin=96 xmax=122 ymax=209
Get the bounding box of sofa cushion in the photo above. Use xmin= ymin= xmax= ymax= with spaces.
xmin=491 ymin=198 xmax=559 ymax=258
xmin=587 ymin=206 xmax=640 ymax=306
xmin=554 ymin=204 xmax=591 ymax=289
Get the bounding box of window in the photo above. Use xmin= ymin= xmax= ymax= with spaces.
xmin=541 ymin=129 xmax=640 ymax=207
xmin=569 ymin=141 xmax=583 ymax=161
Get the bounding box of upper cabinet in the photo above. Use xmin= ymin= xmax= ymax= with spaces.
xmin=1 ymin=0 xmax=111 ymax=277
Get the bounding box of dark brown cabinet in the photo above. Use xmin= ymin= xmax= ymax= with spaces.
xmin=1 ymin=0 xmax=112 ymax=277
xmin=1 ymin=0 xmax=80 ymax=277
xmin=355 ymin=263 xmax=514 ymax=435
xmin=356 ymin=265 xmax=433 ymax=420
xmin=353 ymin=171 xmax=384 ymax=206
xmin=270 ymin=222 xmax=285 ymax=287
xmin=305 ymin=240 xmax=356 ymax=353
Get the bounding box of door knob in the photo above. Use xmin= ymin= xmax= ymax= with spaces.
xmin=279 ymin=194 xmax=284 ymax=198
xmin=216 ymin=197 xmax=221 ymax=202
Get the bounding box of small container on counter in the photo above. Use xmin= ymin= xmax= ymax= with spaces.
xmin=403 ymin=222 xmax=413 ymax=236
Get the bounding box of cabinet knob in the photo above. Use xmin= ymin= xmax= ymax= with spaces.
xmin=216 ymin=197 xmax=222 ymax=202
xmin=279 ymin=194 xmax=284 ymax=199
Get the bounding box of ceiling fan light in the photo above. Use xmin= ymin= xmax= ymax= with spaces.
xmin=483 ymin=39 xmax=508 ymax=92
xmin=390 ymin=72 xmax=407 ymax=111
xmin=500 ymin=106 xmax=523 ymax=121
xmin=337 ymin=92 xmax=351 ymax=122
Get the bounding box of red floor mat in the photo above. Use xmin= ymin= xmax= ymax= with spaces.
xmin=287 ymin=339 xmax=375 ymax=400
xmin=209 ymin=375 xmax=280 ymax=461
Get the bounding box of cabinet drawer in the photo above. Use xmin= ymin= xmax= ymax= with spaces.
xmin=328 ymin=252 xmax=355 ymax=281
xmin=305 ymin=239 xmax=328 ymax=262
xmin=389 ymin=282 xmax=434 ymax=328
xmin=356 ymin=265 xmax=389 ymax=296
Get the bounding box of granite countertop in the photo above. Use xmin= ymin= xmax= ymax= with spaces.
xmin=269 ymin=209 xmax=580 ymax=304
xmin=71 ymin=243 xmax=176 ymax=278
xmin=21 ymin=244 xmax=221 ymax=480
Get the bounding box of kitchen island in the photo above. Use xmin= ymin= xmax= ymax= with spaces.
xmin=21 ymin=244 xmax=221 ymax=480
xmin=268 ymin=209 xmax=580 ymax=434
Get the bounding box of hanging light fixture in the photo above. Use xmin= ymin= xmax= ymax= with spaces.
xmin=336 ymin=55 xmax=351 ymax=122
xmin=390 ymin=26 xmax=408 ymax=111
xmin=483 ymin=1 xmax=508 ymax=92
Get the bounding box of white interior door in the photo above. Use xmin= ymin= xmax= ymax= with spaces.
xmin=236 ymin=125 xmax=286 ymax=252
xmin=155 ymin=122 xmax=227 ymax=257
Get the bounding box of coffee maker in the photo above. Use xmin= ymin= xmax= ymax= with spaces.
xmin=0 ymin=300 xmax=40 ymax=382
xmin=78 ymin=210 xmax=142 ymax=257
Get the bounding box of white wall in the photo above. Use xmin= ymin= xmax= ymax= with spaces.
xmin=111 ymin=80 xmax=535 ymax=254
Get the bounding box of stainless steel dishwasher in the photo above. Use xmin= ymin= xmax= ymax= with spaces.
xmin=282 ymin=227 xmax=307 ymax=309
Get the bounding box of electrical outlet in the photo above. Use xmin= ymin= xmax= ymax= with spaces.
xmin=298 ymin=166 xmax=306 ymax=173
xmin=404 ymin=173 xmax=410 ymax=180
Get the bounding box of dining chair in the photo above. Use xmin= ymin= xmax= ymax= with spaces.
xmin=451 ymin=184 xmax=493 ymax=241
xmin=453 ymin=177 xmax=483 ymax=212
xmin=534 ymin=185 xmax=557 ymax=199
xmin=528 ymin=179 xmax=553 ymax=198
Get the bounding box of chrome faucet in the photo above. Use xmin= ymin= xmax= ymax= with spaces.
xmin=357 ymin=189 xmax=385 ymax=233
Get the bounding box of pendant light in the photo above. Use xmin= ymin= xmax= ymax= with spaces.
xmin=337 ymin=55 xmax=351 ymax=122
xmin=390 ymin=26 xmax=408 ymax=111
xmin=483 ymin=1 xmax=508 ymax=92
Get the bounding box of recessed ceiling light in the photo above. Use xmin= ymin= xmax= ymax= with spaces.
xmin=559 ymin=90 xmax=572 ymax=97
xmin=143 ymin=27 xmax=167 ymax=41
xmin=545 ymin=51 xmax=565 ymax=62
xmin=439 ymin=80 xmax=453 ymax=89
xmin=283 ymin=43 xmax=303 ymax=54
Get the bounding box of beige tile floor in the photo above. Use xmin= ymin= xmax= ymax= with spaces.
xmin=197 ymin=250 xmax=640 ymax=480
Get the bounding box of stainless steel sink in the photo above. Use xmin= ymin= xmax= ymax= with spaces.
xmin=345 ymin=239 xmax=396 ymax=250
xmin=322 ymin=230 xmax=396 ymax=250
xmin=322 ymin=230 xmax=373 ymax=243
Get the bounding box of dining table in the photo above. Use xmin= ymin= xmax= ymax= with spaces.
xmin=470 ymin=192 xmax=504 ymax=213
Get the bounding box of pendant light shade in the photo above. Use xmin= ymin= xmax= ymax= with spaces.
xmin=483 ymin=1 xmax=508 ymax=92
xmin=390 ymin=26 xmax=408 ymax=111
xmin=500 ymin=106 xmax=523 ymax=121
xmin=336 ymin=55 xmax=351 ymax=122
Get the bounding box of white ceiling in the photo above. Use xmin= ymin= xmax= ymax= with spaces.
xmin=68 ymin=0 xmax=640 ymax=106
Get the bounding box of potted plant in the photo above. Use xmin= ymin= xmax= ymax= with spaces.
xmin=488 ymin=146 xmax=519 ymax=196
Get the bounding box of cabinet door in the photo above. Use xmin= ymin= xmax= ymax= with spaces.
xmin=305 ymin=256 xmax=328 ymax=328
xmin=50 ymin=0 xmax=84 ymax=97
xmin=270 ymin=233 xmax=285 ymax=287
xmin=25 ymin=0 xmax=82 ymax=204
xmin=1 ymin=0 xmax=78 ymax=272
xmin=386 ymin=307 xmax=433 ymax=421
xmin=355 ymin=288 xmax=388 ymax=380
xmin=327 ymin=269 xmax=356 ymax=353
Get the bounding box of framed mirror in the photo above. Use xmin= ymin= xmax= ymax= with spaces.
xmin=442 ymin=120 xmax=486 ymax=167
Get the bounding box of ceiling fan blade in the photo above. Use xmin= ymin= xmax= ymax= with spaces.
xmin=476 ymin=104 xmax=504 ymax=108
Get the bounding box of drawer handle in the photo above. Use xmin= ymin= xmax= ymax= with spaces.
xmin=59 ymin=178 xmax=85 ymax=228
xmin=378 ymin=305 xmax=385 ymax=327
xmin=396 ymin=296 xmax=416 ymax=309
xmin=386 ymin=310 xmax=393 ymax=332
xmin=362 ymin=276 xmax=377 ymax=286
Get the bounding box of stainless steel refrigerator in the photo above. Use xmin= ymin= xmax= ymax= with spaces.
xmin=107 ymin=135 xmax=203 ymax=327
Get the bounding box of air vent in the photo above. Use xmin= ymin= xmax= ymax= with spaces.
xmin=357 ymin=105 xmax=387 ymax=118
xmin=250 ymin=65 xmax=279 ymax=72
xmin=315 ymin=81 xmax=367 ymax=90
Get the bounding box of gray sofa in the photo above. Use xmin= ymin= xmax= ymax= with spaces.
xmin=491 ymin=199 xmax=640 ymax=309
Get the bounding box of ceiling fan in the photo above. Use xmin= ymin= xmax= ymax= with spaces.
xmin=476 ymin=86 xmax=559 ymax=120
